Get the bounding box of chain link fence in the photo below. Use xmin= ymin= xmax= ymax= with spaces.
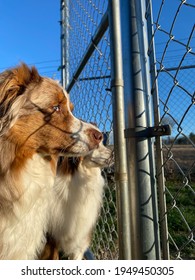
xmin=61 ymin=0 xmax=117 ymax=259
xmin=149 ymin=0 xmax=195 ymax=259
xmin=61 ymin=0 xmax=195 ymax=259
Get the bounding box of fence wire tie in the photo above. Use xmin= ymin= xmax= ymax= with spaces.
xmin=154 ymin=22 xmax=161 ymax=30
xmin=72 ymin=76 xmax=80 ymax=88
xmin=91 ymin=37 xmax=102 ymax=58
xmin=186 ymin=46 xmax=192 ymax=52
xmin=192 ymin=94 xmax=195 ymax=105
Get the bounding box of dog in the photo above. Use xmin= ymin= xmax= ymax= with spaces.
xmin=40 ymin=140 xmax=113 ymax=260
xmin=0 ymin=63 xmax=103 ymax=259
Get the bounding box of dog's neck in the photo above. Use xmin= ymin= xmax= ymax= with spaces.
xmin=21 ymin=153 xmax=56 ymax=188
xmin=0 ymin=146 xmax=57 ymax=210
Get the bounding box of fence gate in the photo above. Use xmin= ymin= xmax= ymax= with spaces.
xmin=147 ymin=0 xmax=195 ymax=260
xmin=60 ymin=0 xmax=195 ymax=260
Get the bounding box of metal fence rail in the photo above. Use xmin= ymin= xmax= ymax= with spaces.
xmin=60 ymin=0 xmax=195 ymax=260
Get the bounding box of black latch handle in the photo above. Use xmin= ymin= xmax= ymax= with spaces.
xmin=124 ymin=124 xmax=171 ymax=139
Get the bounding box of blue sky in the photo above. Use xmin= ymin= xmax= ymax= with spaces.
xmin=0 ymin=1 xmax=194 ymax=78
xmin=0 ymin=0 xmax=61 ymax=78
xmin=0 ymin=1 xmax=194 ymax=70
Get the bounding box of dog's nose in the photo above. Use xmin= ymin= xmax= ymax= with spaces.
xmin=92 ymin=129 xmax=103 ymax=144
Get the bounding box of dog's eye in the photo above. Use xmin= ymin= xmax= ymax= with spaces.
xmin=53 ymin=105 xmax=60 ymax=112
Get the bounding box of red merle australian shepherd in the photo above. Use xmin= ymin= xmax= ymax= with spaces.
xmin=0 ymin=63 xmax=102 ymax=259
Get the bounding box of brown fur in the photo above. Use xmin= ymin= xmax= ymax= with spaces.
xmin=39 ymin=234 xmax=59 ymax=260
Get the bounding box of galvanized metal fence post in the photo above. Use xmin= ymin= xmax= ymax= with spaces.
xmin=60 ymin=0 xmax=69 ymax=88
xmin=108 ymin=0 xmax=131 ymax=260
xmin=121 ymin=0 xmax=161 ymax=259
xmin=145 ymin=0 xmax=170 ymax=260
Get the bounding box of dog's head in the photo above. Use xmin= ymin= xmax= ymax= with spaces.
xmin=0 ymin=64 xmax=102 ymax=166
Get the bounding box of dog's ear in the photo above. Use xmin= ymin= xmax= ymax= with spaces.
xmin=0 ymin=63 xmax=42 ymax=135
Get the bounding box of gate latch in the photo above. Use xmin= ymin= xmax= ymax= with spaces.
xmin=125 ymin=124 xmax=171 ymax=139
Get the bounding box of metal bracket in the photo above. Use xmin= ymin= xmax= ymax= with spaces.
xmin=125 ymin=124 xmax=171 ymax=139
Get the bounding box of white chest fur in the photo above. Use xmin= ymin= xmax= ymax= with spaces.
xmin=49 ymin=166 xmax=105 ymax=259
xmin=0 ymin=154 xmax=55 ymax=260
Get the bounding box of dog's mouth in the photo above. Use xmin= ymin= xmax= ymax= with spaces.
xmin=55 ymin=135 xmax=100 ymax=157
xmin=87 ymin=151 xmax=114 ymax=167
xmin=57 ymin=145 xmax=96 ymax=158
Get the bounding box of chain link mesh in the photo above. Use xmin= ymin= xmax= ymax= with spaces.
xmin=64 ymin=0 xmax=117 ymax=259
xmin=151 ymin=0 xmax=195 ymax=259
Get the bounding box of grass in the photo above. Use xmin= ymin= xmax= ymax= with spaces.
xmin=166 ymin=180 xmax=195 ymax=259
